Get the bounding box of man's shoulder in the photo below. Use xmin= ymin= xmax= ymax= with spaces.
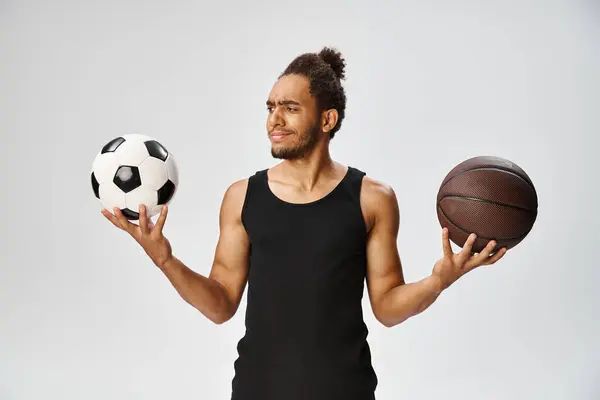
xmin=359 ymin=174 xmax=399 ymax=227
xmin=218 ymin=178 xmax=250 ymax=224
xmin=223 ymin=176 xmax=253 ymax=205
xmin=227 ymin=178 xmax=249 ymax=193
xmin=360 ymin=175 xmax=396 ymax=202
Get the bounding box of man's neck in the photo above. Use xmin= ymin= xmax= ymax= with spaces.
xmin=274 ymin=150 xmax=342 ymax=191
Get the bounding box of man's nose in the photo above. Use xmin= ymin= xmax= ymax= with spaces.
xmin=268 ymin=107 xmax=284 ymax=128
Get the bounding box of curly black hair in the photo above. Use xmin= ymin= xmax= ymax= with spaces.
xmin=280 ymin=47 xmax=347 ymax=140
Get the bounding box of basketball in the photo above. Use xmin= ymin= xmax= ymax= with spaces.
xmin=436 ymin=156 xmax=538 ymax=253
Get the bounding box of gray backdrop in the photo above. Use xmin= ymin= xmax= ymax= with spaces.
xmin=1 ymin=0 xmax=598 ymax=399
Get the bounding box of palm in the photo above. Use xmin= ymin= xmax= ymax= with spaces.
xmin=101 ymin=205 xmax=173 ymax=268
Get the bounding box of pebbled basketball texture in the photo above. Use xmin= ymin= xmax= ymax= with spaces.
xmin=436 ymin=156 xmax=538 ymax=253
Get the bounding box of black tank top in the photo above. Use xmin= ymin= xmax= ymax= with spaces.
xmin=231 ymin=166 xmax=378 ymax=400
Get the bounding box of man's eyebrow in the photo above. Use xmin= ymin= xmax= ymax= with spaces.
xmin=266 ymin=99 xmax=301 ymax=106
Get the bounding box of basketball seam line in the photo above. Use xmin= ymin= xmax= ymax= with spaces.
xmin=439 ymin=194 xmax=537 ymax=213
xmin=437 ymin=205 xmax=533 ymax=241
xmin=441 ymin=167 xmax=538 ymax=200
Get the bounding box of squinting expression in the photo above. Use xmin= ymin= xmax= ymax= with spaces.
xmin=266 ymin=74 xmax=322 ymax=160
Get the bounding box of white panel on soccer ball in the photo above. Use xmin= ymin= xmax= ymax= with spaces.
xmin=115 ymin=137 xmax=150 ymax=166
xmin=122 ymin=133 xmax=152 ymax=142
xmin=149 ymin=204 xmax=164 ymax=218
xmin=98 ymin=182 xmax=127 ymax=212
xmin=165 ymin=153 xmax=179 ymax=187
xmin=92 ymin=152 xmax=119 ymax=184
xmin=126 ymin=185 xmax=159 ymax=216
xmin=138 ymin=157 xmax=168 ymax=190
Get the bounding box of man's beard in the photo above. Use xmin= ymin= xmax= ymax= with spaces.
xmin=271 ymin=122 xmax=321 ymax=160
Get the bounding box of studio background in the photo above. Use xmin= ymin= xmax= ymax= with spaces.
xmin=1 ymin=0 xmax=598 ymax=399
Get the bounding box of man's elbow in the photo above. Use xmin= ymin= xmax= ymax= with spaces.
xmin=378 ymin=318 xmax=395 ymax=328
xmin=205 ymin=308 xmax=235 ymax=325
xmin=373 ymin=308 xmax=406 ymax=328
xmin=211 ymin=314 xmax=230 ymax=325
xmin=376 ymin=315 xmax=407 ymax=328
xmin=373 ymin=299 xmax=415 ymax=328
xmin=194 ymin=294 xmax=237 ymax=325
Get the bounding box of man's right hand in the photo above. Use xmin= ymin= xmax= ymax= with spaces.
xmin=102 ymin=204 xmax=173 ymax=269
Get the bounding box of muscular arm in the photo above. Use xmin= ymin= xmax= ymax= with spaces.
xmin=159 ymin=179 xmax=250 ymax=325
xmin=363 ymin=178 xmax=443 ymax=328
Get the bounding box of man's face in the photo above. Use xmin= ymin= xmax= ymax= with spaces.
xmin=266 ymin=74 xmax=322 ymax=160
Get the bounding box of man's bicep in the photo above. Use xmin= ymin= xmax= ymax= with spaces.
xmin=209 ymin=179 xmax=251 ymax=312
xmin=363 ymin=180 xmax=405 ymax=313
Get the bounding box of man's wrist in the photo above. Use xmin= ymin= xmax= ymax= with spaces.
xmin=426 ymin=273 xmax=445 ymax=296
xmin=158 ymin=255 xmax=177 ymax=271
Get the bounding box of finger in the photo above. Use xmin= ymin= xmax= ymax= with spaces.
xmin=101 ymin=209 xmax=121 ymax=229
xmin=114 ymin=207 xmax=138 ymax=234
xmin=465 ymin=240 xmax=497 ymax=270
xmin=154 ymin=205 xmax=168 ymax=234
xmin=138 ymin=204 xmax=149 ymax=234
xmin=458 ymin=233 xmax=477 ymax=265
xmin=481 ymin=247 xmax=508 ymax=265
xmin=441 ymin=228 xmax=453 ymax=257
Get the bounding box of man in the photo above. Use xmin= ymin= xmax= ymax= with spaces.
xmin=102 ymin=47 xmax=507 ymax=400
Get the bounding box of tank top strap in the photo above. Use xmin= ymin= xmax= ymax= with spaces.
xmin=242 ymin=169 xmax=270 ymax=229
xmin=341 ymin=166 xmax=366 ymax=205
xmin=248 ymin=169 xmax=268 ymax=190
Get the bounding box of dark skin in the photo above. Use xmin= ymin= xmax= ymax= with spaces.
xmin=102 ymin=73 xmax=507 ymax=326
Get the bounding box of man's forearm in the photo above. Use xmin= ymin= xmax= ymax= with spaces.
xmin=376 ymin=274 xmax=444 ymax=327
xmin=158 ymin=256 xmax=232 ymax=324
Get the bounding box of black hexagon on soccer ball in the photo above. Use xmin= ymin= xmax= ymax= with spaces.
xmin=157 ymin=180 xmax=176 ymax=204
xmin=101 ymin=136 xmax=126 ymax=153
xmin=113 ymin=165 xmax=142 ymax=193
xmin=144 ymin=140 xmax=169 ymax=161
xmin=91 ymin=172 xmax=100 ymax=198
xmin=120 ymin=208 xmax=140 ymax=220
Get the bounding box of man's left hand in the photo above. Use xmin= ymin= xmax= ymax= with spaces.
xmin=432 ymin=228 xmax=507 ymax=291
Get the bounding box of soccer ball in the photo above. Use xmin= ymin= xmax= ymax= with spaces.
xmin=91 ymin=134 xmax=179 ymax=220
